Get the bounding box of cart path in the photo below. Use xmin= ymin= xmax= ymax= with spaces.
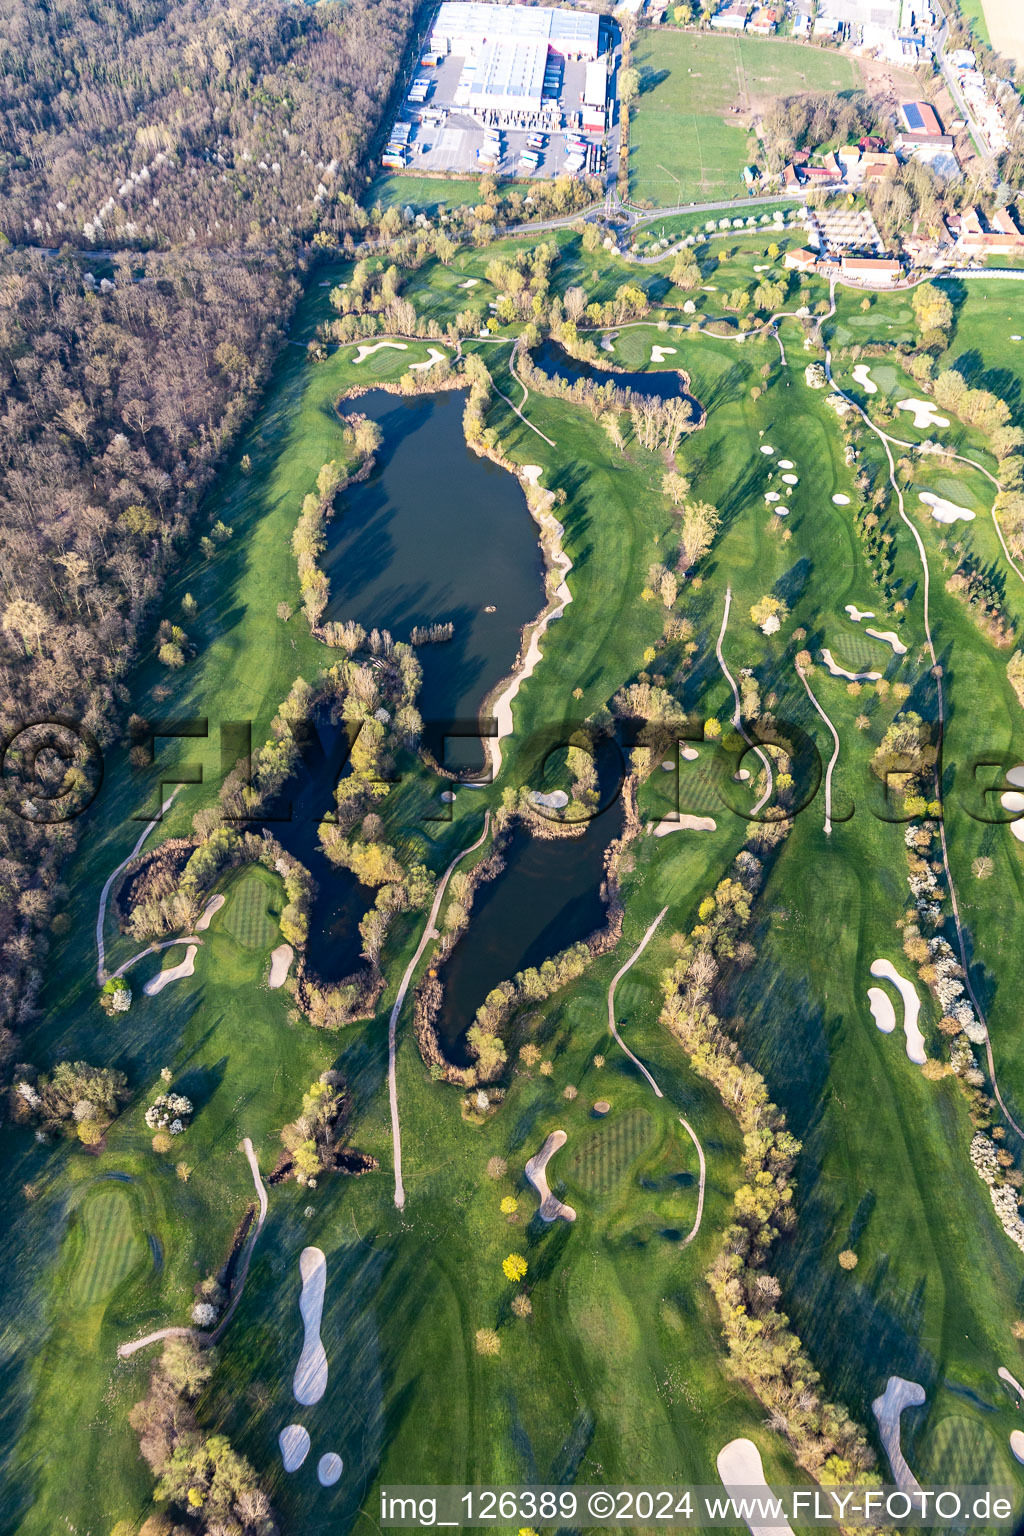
xmin=388 ymin=813 xmax=491 ymax=1210
xmin=96 ymin=786 xmax=183 ymax=983
xmin=796 ymin=662 xmax=841 ymax=836
xmin=716 ymin=588 xmax=775 ymax=817
xmin=606 ymin=907 xmax=669 ymax=1098
xmin=826 ymin=348 xmax=1024 ymax=1141
xmin=117 ymin=1137 xmax=268 ymax=1357
xmin=677 ymin=1116 xmax=707 ymax=1247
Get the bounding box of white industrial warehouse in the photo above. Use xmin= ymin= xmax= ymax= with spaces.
xmin=429 ymin=2 xmax=602 ymax=114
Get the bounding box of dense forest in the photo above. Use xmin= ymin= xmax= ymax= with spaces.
xmin=0 ymin=0 xmax=420 ymax=1068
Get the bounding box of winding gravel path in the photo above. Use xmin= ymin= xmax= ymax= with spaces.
xmin=606 ymin=908 xmax=707 ymax=1247
xmin=795 ymin=662 xmax=841 ymax=836
xmin=606 ymin=907 xmax=669 ymax=1098
xmin=118 ymin=1137 xmax=268 ymax=1357
xmin=387 ymin=813 xmax=491 ymax=1211
xmin=95 ymin=787 xmax=182 ymax=983
xmin=826 ymin=345 xmax=1024 ymax=1140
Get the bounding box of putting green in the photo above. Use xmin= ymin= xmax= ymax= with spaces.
xmin=223 ymin=869 xmax=280 ymax=950
xmin=918 ymin=1413 xmax=1015 ymax=1491
xmin=74 ymin=1187 xmax=142 ymax=1307
xmin=568 ymin=1106 xmax=655 ymax=1196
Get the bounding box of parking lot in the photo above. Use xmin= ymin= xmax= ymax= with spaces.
xmin=390 ymin=48 xmax=618 ymax=181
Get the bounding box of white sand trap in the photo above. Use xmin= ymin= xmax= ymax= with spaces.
xmin=702 ymin=285 xmax=718 ymax=291
xmin=717 ymin=1440 xmax=794 ymax=1536
xmin=144 ymin=944 xmax=198 ymax=996
xmin=852 ymin=364 xmax=878 ymax=395
xmin=782 ymin=474 xmax=799 ymax=486
xmin=650 ymin=815 xmax=717 ymax=835
xmin=352 ymin=341 xmax=407 ymax=364
xmin=774 ymin=507 xmax=790 ymax=517
xmin=869 ymin=986 xmax=897 ymax=1035
xmin=195 ymin=894 xmax=225 ymax=931
xmin=754 ymin=264 xmax=772 ymax=272
xmin=999 ymin=1365 xmax=1024 ymax=1401
xmin=735 ymin=768 xmax=750 ymax=782
xmin=319 ymin=1452 xmax=344 ymax=1486
xmin=1011 ymin=1432 xmax=1024 ymax=1465
xmin=866 ymin=628 xmax=908 ymax=655
xmin=897 ymin=398 xmax=949 ymax=430
xmin=821 ymin=649 xmax=881 ymax=682
xmin=530 ymin=789 xmax=569 ymax=809
xmin=1013 ymin=820 xmax=1024 ymax=843
xmin=279 ymin=1424 xmax=311 ymax=1472
xmin=1002 ymin=792 xmax=1024 ymax=813
xmin=872 ymin=1377 xmax=925 ymax=1494
xmin=651 ymin=346 xmax=677 ymax=363
xmin=293 ymin=1246 xmax=328 ymax=1406
xmin=458 ymin=278 xmax=479 ymax=288
xmin=832 ymin=493 xmax=851 ymax=505
xmin=870 ymin=959 xmax=926 ymax=1064
xmin=525 ymin=1130 xmax=576 ymax=1222
xmin=440 ymin=789 xmax=455 ymax=802
xmin=778 ymin=459 xmax=795 ymax=470
xmin=920 ymin=491 xmax=974 ymax=524
xmin=845 ymin=604 xmax=875 ymax=622
xmin=1007 ymin=766 xmax=1024 ymax=788
xmin=409 ymin=347 xmax=447 ymax=372
xmin=681 ymin=745 xmax=699 ymax=760
xmin=765 ymin=492 xmax=781 ymax=503
xmin=1013 ymin=336 xmax=1023 ymax=342
xmin=269 ymin=943 xmax=294 ymax=989
xmin=520 ymin=464 xmax=543 ymax=486
xmin=760 ymin=445 xmax=775 ymax=455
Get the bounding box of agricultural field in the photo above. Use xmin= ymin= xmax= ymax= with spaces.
xmin=628 ymin=31 xmax=860 ymax=204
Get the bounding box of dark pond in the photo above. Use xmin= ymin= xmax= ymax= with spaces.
xmin=437 ymin=797 xmax=625 ymax=1066
xmin=323 ymin=389 xmax=545 ymax=766
xmin=532 ymin=338 xmax=701 ymax=410
xmin=259 ymin=710 xmax=366 ymax=985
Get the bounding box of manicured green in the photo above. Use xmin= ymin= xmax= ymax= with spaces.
xmin=223 ymin=867 xmax=281 ymax=950
xmin=74 ymin=1186 xmax=144 ymax=1306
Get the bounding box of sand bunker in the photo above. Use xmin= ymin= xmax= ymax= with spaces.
xmin=457 ymin=278 xmax=479 ymax=289
xmin=651 ymin=346 xmax=677 ymax=363
xmin=832 ymin=493 xmax=851 ymax=505
xmin=999 ymin=1365 xmax=1024 ymax=1401
xmin=1007 ymin=766 xmax=1024 ymax=788
xmin=520 ymin=464 xmax=543 ymax=486
xmin=872 ymin=1377 xmax=925 ymax=1495
xmin=753 ymin=264 xmax=772 ymax=272
xmin=759 ymin=445 xmax=775 ymax=455
xmin=352 ymin=341 xmax=408 ymax=364
xmin=318 ymin=1452 xmax=343 ymax=1486
xmin=293 ymin=1246 xmax=328 ymax=1406
xmin=409 ymin=347 xmax=447 ymax=372
xmin=781 ymin=474 xmax=799 ymax=486
xmin=775 ymin=507 xmax=790 ymax=516
xmin=870 ymin=959 xmax=926 ymax=1064
xmin=852 ymin=364 xmax=878 ymax=395
xmin=1011 ymin=1432 xmax=1024 ymax=1466
xmin=650 ymin=815 xmax=717 ymax=835
xmin=778 ymin=459 xmax=795 ymax=470
xmin=716 ymin=1440 xmax=794 ymax=1536
xmin=920 ymin=491 xmax=975 ymax=524
xmin=279 ymin=1424 xmax=311 ymax=1472
xmin=525 ymin=1130 xmax=576 ymax=1222
xmin=530 ymin=789 xmax=569 ymax=809
xmin=898 ymin=399 xmax=949 ymax=431
xmin=269 ymin=944 xmax=294 ymax=989
xmin=866 ymin=628 xmax=908 ymax=655
xmin=820 ymin=649 xmax=881 ymax=682
xmin=195 ymin=894 xmax=224 ymax=932
xmin=144 ymin=944 xmax=198 ymax=996
xmin=868 ymin=986 xmax=897 ymax=1035
xmin=845 ymin=604 xmax=875 ymax=622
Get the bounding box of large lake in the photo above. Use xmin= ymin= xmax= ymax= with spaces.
xmin=323 ymin=389 xmax=545 ymax=764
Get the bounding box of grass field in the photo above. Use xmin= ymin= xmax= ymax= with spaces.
xmin=629 ymin=31 xmax=860 ymax=204
xmin=223 ymin=867 xmax=281 ymax=950
xmin=6 ymin=197 xmax=1024 ymax=1535
xmin=73 ymin=1186 xmax=143 ymax=1306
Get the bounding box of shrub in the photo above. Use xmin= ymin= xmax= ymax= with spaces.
xmin=145 ymin=1092 xmax=193 ymax=1135
xmin=511 ymin=1293 xmax=533 ymax=1318
xmin=475 ymin=1328 xmax=501 ymax=1356
xmin=838 ymin=1249 xmax=859 ymax=1270
xmin=502 ymin=1253 xmax=528 ymax=1283
xmin=151 ymin=1132 xmax=172 ymax=1154
xmin=486 ymin=1156 xmax=507 ymax=1180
